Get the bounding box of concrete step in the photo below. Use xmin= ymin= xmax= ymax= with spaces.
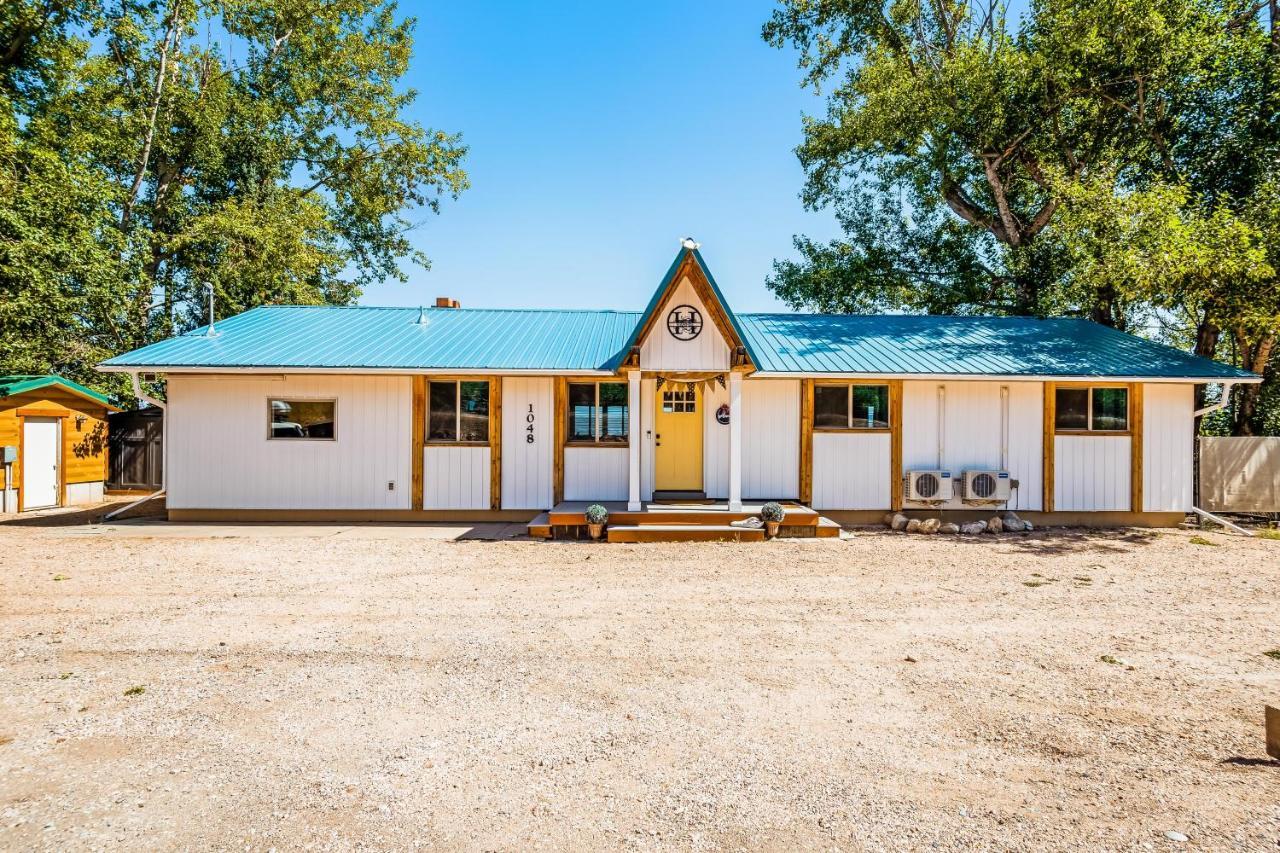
xmin=606 ymin=524 xmax=767 ymax=543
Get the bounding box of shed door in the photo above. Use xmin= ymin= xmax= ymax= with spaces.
xmin=22 ymin=417 xmax=60 ymax=510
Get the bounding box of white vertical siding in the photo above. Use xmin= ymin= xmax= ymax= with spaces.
xmin=167 ymin=374 xmax=411 ymax=510
xmin=501 ymin=377 xmax=554 ymax=509
xmin=1143 ymin=383 xmax=1194 ymax=512
xmin=564 ymin=447 xmax=629 ymax=501
xmin=742 ymin=379 xmax=799 ymax=499
xmin=812 ymin=433 xmax=891 ymax=510
xmin=424 ymin=446 xmax=490 ymax=510
xmin=1054 ymin=435 xmax=1132 ymax=511
xmin=703 ymin=380 xmax=730 ymax=499
xmin=639 ymin=275 xmax=730 ymax=371
xmin=901 ymin=381 xmax=1042 ymax=511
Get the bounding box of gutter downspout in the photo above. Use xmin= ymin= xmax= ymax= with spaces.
xmin=103 ymin=371 xmax=167 ymax=522
xmin=1193 ymin=381 xmax=1236 ymax=418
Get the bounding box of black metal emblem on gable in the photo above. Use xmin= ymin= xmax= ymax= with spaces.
xmin=666 ymin=305 xmax=703 ymax=341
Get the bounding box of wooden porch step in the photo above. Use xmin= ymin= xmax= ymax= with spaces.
xmin=606 ymin=524 xmax=767 ymax=543
xmin=527 ymin=512 xmax=552 ymax=539
xmin=548 ymin=503 xmax=818 ymax=527
xmin=814 ymin=517 xmax=842 ymax=538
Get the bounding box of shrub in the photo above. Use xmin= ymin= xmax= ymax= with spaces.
xmin=761 ymin=502 xmax=785 ymax=523
xmin=585 ymin=504 xmax=609 ymax=525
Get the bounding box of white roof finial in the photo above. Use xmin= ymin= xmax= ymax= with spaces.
xmin=680 ymin=236 xmax=700 ymax=250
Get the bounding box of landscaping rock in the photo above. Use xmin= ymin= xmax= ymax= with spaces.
xmin=939 ymin=522 xmax=960 ymax=534
xmin=919 ymin=518 xmax=941 ymax=534
xmin=890 ymin=513 xmax=909 ymax=531
xmin=960 ymin=520 xmax=987 ymax=535
xmin=987 ymin=516 xmax=1004 ymax=534
xmin=1002 ymin=512 xmax=1026 ymax=532
xmin=905 ymin=519 xmax=922 ymax=533
xmin=883 ymin=512 xmax=896 ymax=528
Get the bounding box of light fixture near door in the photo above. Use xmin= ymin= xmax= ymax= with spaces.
xmin=667 ymin=305 xmax=703 ymax=341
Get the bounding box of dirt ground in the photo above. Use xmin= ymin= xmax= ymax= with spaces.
xmin=1 ymin=519 xmax=1277 ymax=851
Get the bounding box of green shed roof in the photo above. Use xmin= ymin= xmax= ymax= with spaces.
xmin=0 ymin=375 xmax=115 ymax=408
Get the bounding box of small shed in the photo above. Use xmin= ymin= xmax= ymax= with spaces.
xmin=0 ymin=375 xmax=117 ymax=513
xmin=107 ymin=406 xmax=164 ymax=491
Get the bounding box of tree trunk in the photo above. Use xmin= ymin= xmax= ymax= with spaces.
xmin=1231 ymin=331 xmax=1275 ymax=435
xmin=1192 ymin=315 xmax=1221 ymax=430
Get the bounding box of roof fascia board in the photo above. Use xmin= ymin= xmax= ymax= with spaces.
xmin=750 ymin=371 xmax=1263 ymax=383
xmin=96 ymin=365 xmax=619 ymax=376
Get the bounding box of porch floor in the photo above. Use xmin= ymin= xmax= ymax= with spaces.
xmin=529 ymin=501 xmax=841 ymax=542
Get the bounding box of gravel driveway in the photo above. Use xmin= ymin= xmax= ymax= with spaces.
xmin=1 ymin=522 xmax=1277 ymax=851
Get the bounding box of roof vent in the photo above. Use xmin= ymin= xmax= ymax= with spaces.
xmin=435 ymin=297 xmax=460 ymax=309
xmin=680 ymin=237 xmax=700 ymax=250
xmin=415 ymin=306 xmax=429 ymax=325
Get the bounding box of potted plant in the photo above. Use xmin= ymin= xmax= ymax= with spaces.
xmin=761 ymin=502 xmax=785 ymax=538
xmin=584 ymin=504 xmax=609 ymax=540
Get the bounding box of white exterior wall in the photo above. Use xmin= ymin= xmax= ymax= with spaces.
xmin=564 ymin=446 xmax=628 ymax=501
xmin=1054 ymin=436 xmax=1132 ymax=511
xmin=65 ymin=481 xmax=104 ymax=506
xmin=423 ymin=446 xmax=490 ymax=510
xmin=1143 ymin=383 xmax=1194 ymax=512
xmin=812 ymin=433 xmax=890 ymax=510
xmin=501 ymin=377 xmax=554 ymax=509
xmin=902 ymin=381 xmax=1043 ymax=511
xmin=741 ymin=379 xmax=800 ymax=498
xmin=639 ymin=275 xmax=730 ymax=371
xmin=167 ymin=374 xmax=412 ymax=510
xmin=703 ymin=380 xmax=730 ymax=499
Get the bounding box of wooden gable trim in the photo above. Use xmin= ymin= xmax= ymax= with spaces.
xmin=625 ymin=252 xmax=751 ymax=370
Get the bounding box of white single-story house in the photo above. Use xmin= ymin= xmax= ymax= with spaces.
xmin=98 ymin=241 xmax=1259 ymax=534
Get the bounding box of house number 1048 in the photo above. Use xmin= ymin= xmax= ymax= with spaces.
xmin=526 ymin=403 xmax=536 ymax=443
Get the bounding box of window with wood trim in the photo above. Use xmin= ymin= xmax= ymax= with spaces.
xmin=1054 ymin=386 xmax=1129 ymax=432
xmin=813 ymin=384 xmax=889 ymax=430
xmin=567 ymin=381 xmax=628 ymax=444
xmin=428 ymin=380 xmax=490 ymax=443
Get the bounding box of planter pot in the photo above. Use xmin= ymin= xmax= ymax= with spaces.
xmin=765 ymin=521 xmax=781 ymax=538
xmin=587 ymin=522 xmax=605 ymax=540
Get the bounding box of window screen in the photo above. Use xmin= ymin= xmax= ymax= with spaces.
xmin=269 ymin=399 xmax=335 ymax=439
xmin=851 ymin=386 xmax=889 ymax=428
xmin=1091 ymin=387 xmax=1128 ymax=431
xmin=428 ymin=381 xmax=457 ymax=441
xmin=814 ymin=386 xmax=848 ymax=429
xmin=568 ymin=383 xmax=595 ymax=441
xmin=599 ymin=383 xmax=629 ymax=442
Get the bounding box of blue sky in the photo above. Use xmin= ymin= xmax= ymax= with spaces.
xmin=357 ymin=0 xmax=842 ymax=314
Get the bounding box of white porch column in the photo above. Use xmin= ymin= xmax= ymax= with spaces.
xmin=729 ymin=370 xmax=743 ymax=511
xmin=627 ymin=369 xmax=642 ymax=511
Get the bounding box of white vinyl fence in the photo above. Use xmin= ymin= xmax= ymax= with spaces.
xmin=1199 ymin=437 xmax=1280 ymax=513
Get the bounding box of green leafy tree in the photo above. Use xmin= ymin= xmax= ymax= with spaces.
xmin=0 ymin=0 xmax=467 ymax=395
xmin=764 ymin=0 xmax=1280 ymax=433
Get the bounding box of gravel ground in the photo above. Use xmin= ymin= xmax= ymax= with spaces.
xmin=1 ymin=522 xmax=1278 ymax=851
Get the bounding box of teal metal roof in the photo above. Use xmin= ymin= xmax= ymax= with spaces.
xmin=100 ymin=306 xmax=642 ymax=372
xmin=737 ymin=314 xmax=1256 ymax=380
xmin=0 ymin=374 xmax=116 ymax=407
xmin=100 ymin=308 xmax=1254 ymax=380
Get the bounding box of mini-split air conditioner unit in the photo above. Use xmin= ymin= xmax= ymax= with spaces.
xmin=959 ymin=470 xmax=1012 ymax=504
xmin=904 ymin=470 xmax=953 ymax=502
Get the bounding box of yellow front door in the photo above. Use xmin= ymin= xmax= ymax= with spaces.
xmin=655 ymin=386 xmax=703 ymax=491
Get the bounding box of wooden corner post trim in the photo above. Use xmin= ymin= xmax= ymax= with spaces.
xmin=411 ymin=376 xmax=425 ymax=511
xmin=890 ymin=379 xmax=903 ymax=511
xmin=1130 ymin=382 xmax=1143 ymax=513
xmin=799 ymin=379 xmax=814 ymax=504
xmin=1042 ymin=382 xmax=1055 ymax=513
xmin=553 ymin=377 xmax=566 ymax=504
xmin=490 ymin=378 xmax=503 ymax=510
